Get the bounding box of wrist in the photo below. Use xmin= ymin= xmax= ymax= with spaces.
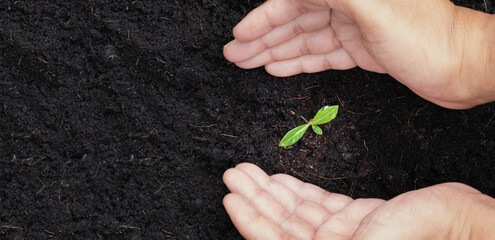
xmin=476 ymin=13 xmax=495 ymax=105
xmin=484 ymin=14 xmax=495 ymax=103
xmin=468 ymin=194 xmax=495 ymax=239
xmin=454 ymin=8 xmax=495 ymax=107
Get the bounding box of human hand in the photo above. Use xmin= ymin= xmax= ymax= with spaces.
xmin=224 ymin=0 xmax=495 ymax=109
xmin=223 ymin=163 xmax=495 ymax=239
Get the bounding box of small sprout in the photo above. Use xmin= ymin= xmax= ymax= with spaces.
xmin=310 ymin=105 xmax=339 ymax=125
xmin=311 ymin=125 xmax=322 ymax=135
xmin=279 ymin=105 xmax=338 ymax=147
xmin=278 ymin=125 xmax=309 ymax=147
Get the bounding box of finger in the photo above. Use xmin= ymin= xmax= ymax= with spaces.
xmin=235 ymin=163 xmax=332 ymax=229
xmin=224 ymin=165 xmax=315 ymax=239
xmin=235 ymin=26 xmax=340 ymax=69
xmin=224 ymin=10 xmax=331 ymax=63
xmin=223 ymin=193 xmax=297 ymax=240
xmin=265 ymin=48 xmax=357 ymax=77
xmin=233 ymin=0 xmax=328 ymax=42
xmin=316 ymin=198 xmax=385 ymax=239
xmin=271 ymin=173 xmax=353 ymax=214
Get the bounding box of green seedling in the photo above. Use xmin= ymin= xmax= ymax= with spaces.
xmin=279 ymin=105 xmax=339 ymax=147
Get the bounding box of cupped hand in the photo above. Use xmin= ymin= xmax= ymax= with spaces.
xmin=223 ymin=163 xmax=384 ymax=239
xmin=224 ymin=0 xmax=492 ymax=109
xmin=223 ymin=163 xmax=493 ymax=239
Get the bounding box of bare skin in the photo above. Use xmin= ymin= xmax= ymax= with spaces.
xmin=222 ymin=0 xmax=495 ymax=238
xmin=224 ymin=0 xmax=495 ymax=109
xmin=223 ymin=163 xmax=495 ymax=240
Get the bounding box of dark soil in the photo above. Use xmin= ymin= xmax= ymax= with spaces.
xmin=1 ymin=0 xmax=494 ymax=239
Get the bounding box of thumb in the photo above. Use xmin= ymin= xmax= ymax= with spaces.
xmin=351 ymin=216 xmax=413 ymax=240
xmin=350 ymin=198 xmax=442 ymax=240
xmin=322 ymin=0 xmax=392 ymax=28
xmin=322 ymin=0 xmax=371 ymax=18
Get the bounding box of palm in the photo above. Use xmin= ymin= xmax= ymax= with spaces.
xmin=223 ymin=163 xmax=384 ymax=239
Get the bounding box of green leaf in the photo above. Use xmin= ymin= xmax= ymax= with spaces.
xmin=311 ymin=105 xmax=339 ymax=125
xmin=279 ymin=124 xmax=309 ymax=147
xmin=312 ymin=125 xmax=322 ymax=135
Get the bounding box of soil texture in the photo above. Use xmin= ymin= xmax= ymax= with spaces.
xmin=1 ymin=0 xmax=494 ymax=239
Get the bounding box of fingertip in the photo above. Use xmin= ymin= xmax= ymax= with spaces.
xmin=235 ymin=162 xmax=269 ymax=179
xmin=222 ymin=40 xmax=236 ymax=62
xmin=223 ymin=194 xmax=246 ymax=221
xmin=223 ymin=40 xmax=246 ymax=63
xmin=232 ymin=16 xmax=261 ymax=42
xmin=270 ymin=173 xmax=292 ymax=181
xmin=234 ymin=61 xmax=258 ymax=70
xmin=222 ymin=193 xmax=251 ymax=222
xmin=235 ymin=162 xmax=258 ymax=170
xmin=223 ymin=167 xmax=238 ymax=186
xmin=223 ymin=193 xmax=236 ymax=207
xmin=223 ymin=40 xmax=231 ymax=48
xmin=232 ymin=25 xmax=244 ymax=41
xmin=265 ymin=63 xmax=300 ymax=77
xmin=224 ymin=39 xmax=266 ymax=63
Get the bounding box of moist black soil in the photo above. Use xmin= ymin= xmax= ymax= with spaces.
xmin=1 ymin=0 xmax=494 ymax=239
